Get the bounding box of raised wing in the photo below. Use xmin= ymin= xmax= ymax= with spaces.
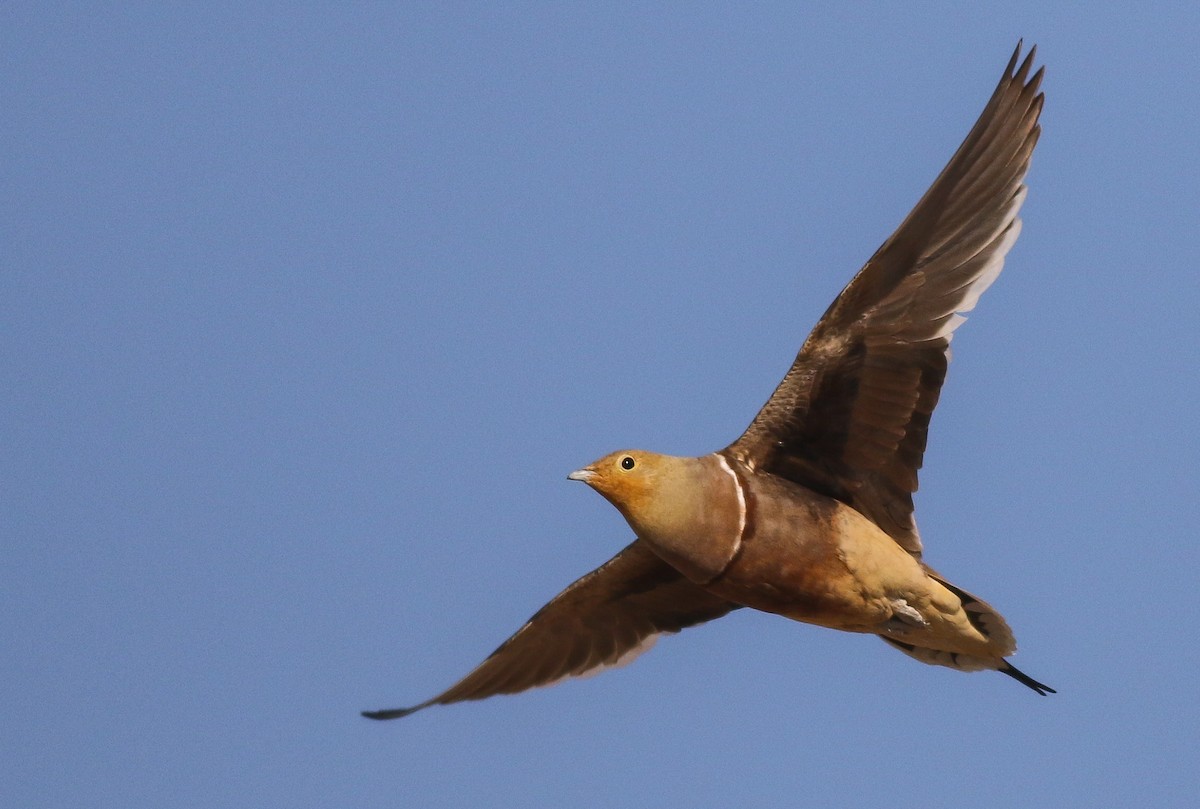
xmin=362 ymin=540 xmax=739 ymax=719
xmin=726 ymin=44 xmax=1044 ymax=556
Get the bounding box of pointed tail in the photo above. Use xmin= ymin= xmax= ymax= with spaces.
xmin=1000 ymin=661 xmax=1056 ymax=696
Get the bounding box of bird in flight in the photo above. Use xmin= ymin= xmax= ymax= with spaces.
xmin=364 ymin=43 xmax=1051 ymax=721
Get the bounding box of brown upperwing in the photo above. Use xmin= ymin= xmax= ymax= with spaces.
xmin=726 ymin=44 xmax=1044 ymax=557
xmin=363 ymin=540 xmax=739 ymax=719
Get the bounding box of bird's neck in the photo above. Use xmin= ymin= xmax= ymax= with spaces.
xmin=629 ymin=453 xmax=747 ymax=585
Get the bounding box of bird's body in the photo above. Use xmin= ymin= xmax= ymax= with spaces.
xmin=364 ymin=44 xmax=1053 ymax=721
xmin=575 ymin=450 xmax=1015 ymax=670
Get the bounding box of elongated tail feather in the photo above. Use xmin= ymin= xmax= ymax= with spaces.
xmin=1000 ymin=662 xmax=1056 ymax=696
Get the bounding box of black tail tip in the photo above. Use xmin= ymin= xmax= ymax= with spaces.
xmin=1001 ymin=663 xmax=1056 ymax=696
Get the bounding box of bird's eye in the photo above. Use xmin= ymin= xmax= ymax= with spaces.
xmin=620 ymin=456 xmax=635 ymax=470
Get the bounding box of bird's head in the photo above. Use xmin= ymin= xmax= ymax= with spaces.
xmin=568 ymin=450 xmax=710 ymax=543
xmin=568 ymin=449 xmax=745 ymax=583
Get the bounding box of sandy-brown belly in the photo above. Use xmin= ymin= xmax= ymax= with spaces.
xmin=703 ymin=475 xmax=912 ymax=632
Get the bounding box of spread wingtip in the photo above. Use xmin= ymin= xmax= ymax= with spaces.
xmin=361 ymin=704 xmax=423 ymax=720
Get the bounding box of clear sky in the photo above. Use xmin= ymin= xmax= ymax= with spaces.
xmin=5 ymin=4 xmax=1199 ymax=808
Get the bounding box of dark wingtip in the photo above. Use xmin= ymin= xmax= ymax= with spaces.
xmin=361 ymin=704 xmax=424 ymax=721
xmin=1005 ymin=40 xmax=1023 ymax=75
xmin=1000 ymin=662 xmax=1057 ymax=696
xmin=1006 ymin=41 xmax=1042 ymax=85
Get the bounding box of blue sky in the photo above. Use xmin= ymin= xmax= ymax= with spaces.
xmin=5 ymin=4 xmax=1199 ymax=807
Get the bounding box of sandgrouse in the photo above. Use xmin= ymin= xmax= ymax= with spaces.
xmin=364 ymin=43 xmax=1052 ymax=720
